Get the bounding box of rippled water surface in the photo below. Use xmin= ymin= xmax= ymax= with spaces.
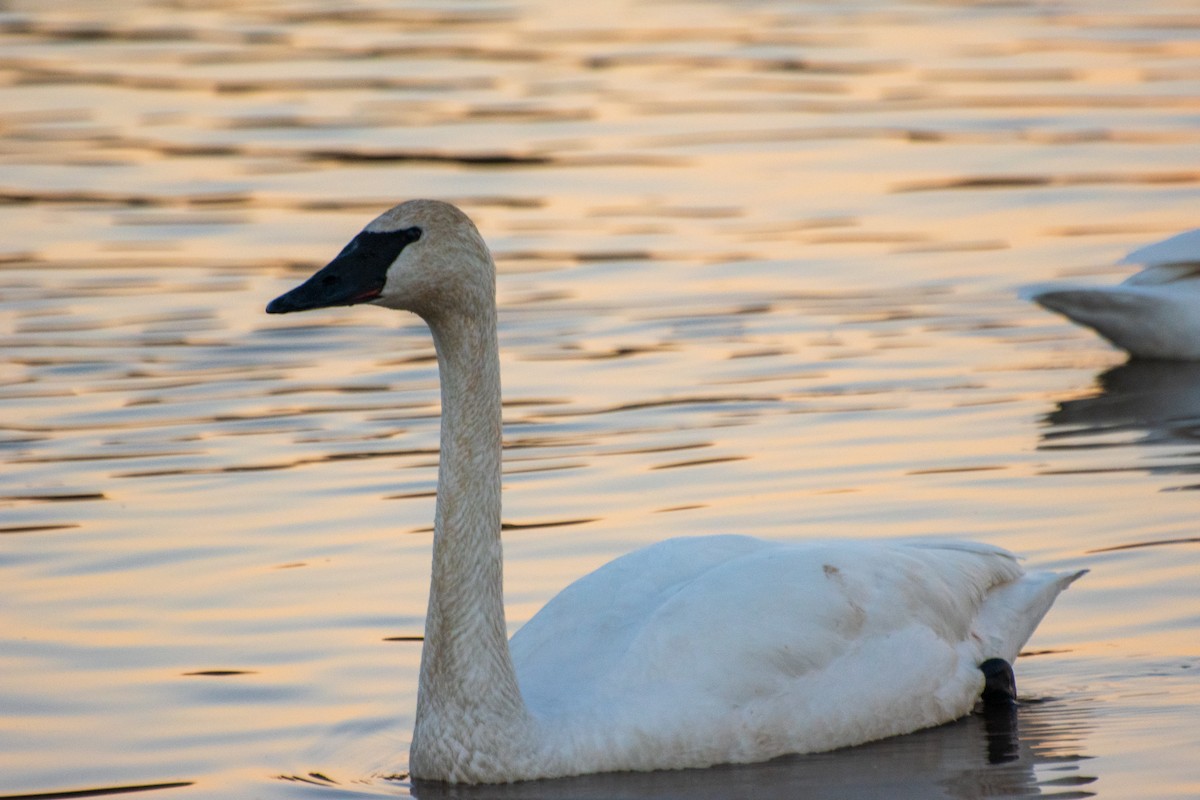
xmin=2 ymin=1 xmax=1199 ymax=798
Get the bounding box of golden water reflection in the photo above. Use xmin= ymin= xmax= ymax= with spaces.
xmin=2 ymin=0 xmax=1199 ymax=798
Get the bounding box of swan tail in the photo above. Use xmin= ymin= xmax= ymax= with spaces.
xmin=974 ymin=569 xmax=1086 ymax=665
xmin=1030 ymin=286 xmax=1163 ymax=324
xmin=1028 ymin=287 xmax=1198 ymax=358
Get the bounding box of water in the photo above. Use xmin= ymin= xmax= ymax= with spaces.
xmin=2 ymin=0 xmax=1199 ymax=797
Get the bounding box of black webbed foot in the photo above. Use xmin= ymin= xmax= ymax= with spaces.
xmin=979 ymin=657 xmax=1018 ymax=709
xmin=978 ymin=658 xmax=1020 ymax=763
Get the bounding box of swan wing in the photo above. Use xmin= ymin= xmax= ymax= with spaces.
xmin=511 ymin=534 xmax=774 ymax=711
xmin=509 ymin=536 xmax=1068 ymax=771
xmin=1120 ymin=228 xmax=1200 ymax=269
xmin=1121 ymin=263 xmax=1200 ymax=287
xmin=1020 ymin=229 xmax=1200 ymax=299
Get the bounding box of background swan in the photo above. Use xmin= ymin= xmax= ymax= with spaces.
xmin=1023 ymin=229 xmax=1200 ymax=360
xmin=267 ymin=199 xmax=1084 ymax=785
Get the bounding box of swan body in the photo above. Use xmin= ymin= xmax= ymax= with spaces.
xmin=267 ymin=200 xmax=1084 ymax=784
xmin=1024 ymin=228 xmax=1200 ymax=360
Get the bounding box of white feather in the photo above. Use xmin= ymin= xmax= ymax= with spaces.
xmin=1024 ymin=229 xmax=1200 ymax=360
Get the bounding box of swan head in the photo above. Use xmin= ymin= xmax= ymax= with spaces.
xmin=266 ymin=199 xmax=494 ymax=321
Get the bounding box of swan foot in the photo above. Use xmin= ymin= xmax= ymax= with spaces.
xmin=979 ymin=657 xmax=1017 ymax=709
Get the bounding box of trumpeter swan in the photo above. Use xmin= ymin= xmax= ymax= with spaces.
xmin=1024 ymin=229 xmax=1200 ymax=360
xmin=267 ymin=199 xmax=1083 ymax=784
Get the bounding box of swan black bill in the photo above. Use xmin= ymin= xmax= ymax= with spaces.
xmin=266 ymin=226 xmax=422 ymax=314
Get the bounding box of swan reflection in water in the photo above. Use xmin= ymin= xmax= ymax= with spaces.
xmin=398 ymin=699 xmax=1092 ymax=800
xmin=276 ymin=697 xmax=1094 ymax=798
xmin=1042 ymin=360 xmax=1200 ymax=457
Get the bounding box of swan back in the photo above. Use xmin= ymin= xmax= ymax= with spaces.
xmin=1121 ymin=264 xmax=1200 ymax=288
xmin=1120 ymin=228 xmax=1200 ymax=269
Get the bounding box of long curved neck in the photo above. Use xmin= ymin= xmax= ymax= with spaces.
xmin=413 ymin=297 xmax=529 ymax=761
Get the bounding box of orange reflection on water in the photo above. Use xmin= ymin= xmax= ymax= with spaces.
xmin=2 ymin=0 xmax=1200 ymax=798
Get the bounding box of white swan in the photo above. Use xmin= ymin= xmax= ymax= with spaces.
xmin=267 ymin=199 xmax=1084 ymax=785
xmin=1024 ymin=229 xmax=1200 ymax=360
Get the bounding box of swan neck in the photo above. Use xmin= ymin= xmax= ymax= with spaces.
xmin=414 ymin=296 xmax=530 ymax=759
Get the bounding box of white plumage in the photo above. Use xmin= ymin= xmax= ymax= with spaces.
xmin=1024 ymin=229 xmax=1200 ymax=360
xmin=511 ymin=535 xmax=1073 ymax=777
xmin=268 ymin=200 xmax=1083 ymax=784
